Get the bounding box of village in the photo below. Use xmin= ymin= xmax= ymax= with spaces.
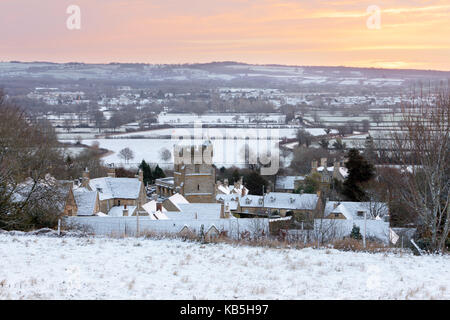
xmin=60 ymin=141 xmax=396 ymax=247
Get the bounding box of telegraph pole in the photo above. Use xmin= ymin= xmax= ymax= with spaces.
xmin=363 ymin=211 xmax=367 ymax=248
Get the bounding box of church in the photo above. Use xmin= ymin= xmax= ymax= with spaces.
xmin=155 ymin=141 xmax=217 ymax=203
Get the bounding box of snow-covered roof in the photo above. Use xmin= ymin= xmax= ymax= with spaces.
xmin=73 ymin=190 xmax=97 ymax=216
xmin=324 ymin=201 xmax=389 ymax=220
xmin=165 ymin=203 xmax=222 ymax=220
xmin=216 ymin=194 xmax=240 ymax=211
xmin=217 ymin=184 xmax=249 ymax=196
xmin=142 ymin=200 xmax=168 ymax=214
xmin=240 ymin=192 xmax=318 ymax=210
xmin=275 ymin=176 xmax=305 ymax=190
xmin=89 ymin=177 xmax=142 ymax=201
xmin=168 ymin=193 xmax=189 ymax=205
xmin=107 ymin=205 xmax=137 ymax=217
xmin=149 ymin=210 xmax=169 ymax=220
xmin=164 ymin=193 xmax=189 ymax=211
xmin=316 ymin=166 xmax=348 ymax=178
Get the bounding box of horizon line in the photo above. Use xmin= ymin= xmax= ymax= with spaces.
xmin=2 ymin=59 xmax=450 ymax=73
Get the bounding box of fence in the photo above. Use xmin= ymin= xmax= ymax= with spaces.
xmin=64 ymin=216 xmax=269 ymax=240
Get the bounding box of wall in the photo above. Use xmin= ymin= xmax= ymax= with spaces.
xmin=313 ymin=219 xmax=390 ymax=244
xmin=64 ymin=216 xmax=269 ymax=239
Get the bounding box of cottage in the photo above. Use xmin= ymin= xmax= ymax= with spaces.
xmin=310 ymin=158 xmax=348 ymax=187
xmin=274 ymin=176 xmax=306 ymax=193
xmin=237 ymin=192 xmax=321 ymax=218
xmin=324 ymin=201 xmax=389 ymax=220
xmin=63 ymin=167 xmax=146 ymax=217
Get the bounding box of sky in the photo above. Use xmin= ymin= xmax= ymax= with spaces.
xmin=0 ymin=0 xmax=449 ymax=70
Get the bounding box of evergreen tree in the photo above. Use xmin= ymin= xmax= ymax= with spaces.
xmin=138 ymin=160 xmax=153 ymax=185
xmin=231 ymin=169 xmax=240 ymax=183
xmin=342 ymin=148 xmax=375 ymax=201
xmin=153 ymin=164 xmax=166 ymax=179
xmin=244 ymin=171 xmax=268 ymax=195
xmin=350 ymin=224 xmax=362 ymax=240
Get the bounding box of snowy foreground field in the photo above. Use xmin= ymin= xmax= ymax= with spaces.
xmin=0 ymin=234 xmax=449 ymax=300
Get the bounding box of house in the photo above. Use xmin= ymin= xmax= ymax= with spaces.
xmin=216 ymin=193 xmax=240 ymax=215
xmin=64 ymin=187 xmax=100 ymax=216
xmin=164 ymin=203 xmax=224 ymax=220
xmin=275 ymin=176 xmax=306 ymax=193
xmin=107 ymin=205 xmax=137 ymax=217
xmin=324 ymin=201 xmax=389 ymax=220
xmin=216 ymin=177 xmax=249 ymax=196
xmin=63 ymin=167 xmax=146 ymax=217
xmin=142 ymin=199 xmax=169 ymax=220
xmin=237 ymin=192 xmax=321 ymax=218
xmin=310 ymin=158 xmax=348 ymax=187
xmin=13 ymin=174 xmax=71 ymax=215
xmin=161 ymin=193 xmax=189 ymax=211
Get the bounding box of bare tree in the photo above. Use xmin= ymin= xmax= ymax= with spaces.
xmin=390 ymin=92 xmax=449 ymax=252
xmin=0 ymin=90 xmax=65 ymax=230
xmin=118 ymin=147 xmax=134 ymax=164
xmin=159 ymin=148 xmax=172 ymax=162
xmin=296 ymin=129 xmax=313 ymax=147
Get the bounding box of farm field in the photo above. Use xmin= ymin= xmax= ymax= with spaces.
xmin=0 ymin=234 xmax=448 ymax=300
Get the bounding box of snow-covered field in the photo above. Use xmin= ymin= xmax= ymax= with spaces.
xmin=70 ymin=138 xmax=282 ymax=168
xmin=0 ymin=234 xmax=448 ymax=300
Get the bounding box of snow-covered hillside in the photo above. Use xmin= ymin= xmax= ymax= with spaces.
xmin=0 ymin=234 xmax=448 ymax=299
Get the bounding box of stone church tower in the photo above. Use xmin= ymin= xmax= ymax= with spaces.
xmin=173 ymin=141 xmax=216 ymax=203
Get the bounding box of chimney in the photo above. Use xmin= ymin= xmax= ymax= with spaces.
xmin=311 ymin=160 xmax=318 ymax=171
xmin=138 ymin=169 xmax=144 ymax=182
xmin=156 ymin=202 xmax=163 ymax=212
xmin=333 ymin=160 xmax=340 ymax=178
xmin=320 ymin=157 xmax=327 ymax=167
xmin=220 ymin=202 xmax=225 ymax=219
xmin=82 ymin=168 xmax=90 ymax=187
xmin=224 ymin=203 xmax=231 ymax=219
xmin=224 ymin=179 xmax=229 ymax=187
xmin=123 ymin=204 xmax=129 ymax=216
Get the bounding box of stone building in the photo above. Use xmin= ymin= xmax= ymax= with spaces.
xmin=156 ymin=141 xmax=216 ymax=203
xmin=63 ymin=167 xmax=147 ymax=216
xmin=310 ymin=158 xmax=348 ymax=188
xmin=234 ymin=192 xmax=322 ymax=218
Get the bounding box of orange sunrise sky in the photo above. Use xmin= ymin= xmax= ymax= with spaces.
xmin=0 ymin=0 xmax=449 ymax=70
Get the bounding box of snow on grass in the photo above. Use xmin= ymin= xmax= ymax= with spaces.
xmin=0 ymin=234 xmax=448 ymax=300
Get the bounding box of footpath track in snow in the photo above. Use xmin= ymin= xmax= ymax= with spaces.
xmin=0 ymin=234 xmax=448 ymax=299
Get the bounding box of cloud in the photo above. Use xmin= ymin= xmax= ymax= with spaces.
xmin=0 ymin=0 xmax=449 ymax=70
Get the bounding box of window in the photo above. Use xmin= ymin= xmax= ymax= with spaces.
xmin=357 ymin=211 xmax=364 ymax=217
xmin=198 ymin=184 xmax=200 ymax=191
xmin=118 ymin=200 xmax=121 ymax=206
